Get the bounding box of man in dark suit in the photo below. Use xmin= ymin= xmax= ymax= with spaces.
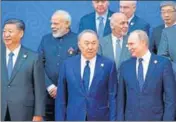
xmin=38 ymin=10 xmax=78 ymax=121
xmin=150 ymin=1 xmax=176 ymax=54
xmin=117 ymin=30 xmax=176 ymax=121
xmin=1 ymin=19 xmax=46 ymax=121
xmin=99 ymin=12 xmax=131 ymax=71
xmin=79 ymin=0 xmax=113 ymax=38
xmin=120 ymin=1 xmax=150 ymax=36
xmin=55 ymin=30 xmax=117 ymax=121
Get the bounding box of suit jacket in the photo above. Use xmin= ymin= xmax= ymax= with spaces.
xmin=1 ymin=44 xmax=46 ymax=121
xmin=55 ymin=54 xmax=117 ymax=121
xmin=99 ymin=34 xmax=131 ymax=70
xmin=150 ymin=24 xmax=165 ymax=54
xmin=158 ymin=25 xmax=176 ymax=73
xmin=128 ymin=15 xmax=150 ymax=36
xmin=79 ymin=10 xmax=113 ymax=37
xmin=38 ymin=31 xmax=78 ymax=97
xmin=117 ymin=54 xmax=176 ymax=121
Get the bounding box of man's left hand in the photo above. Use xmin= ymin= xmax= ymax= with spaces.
xmin=32 ymin=116 xmax=43 ymax=121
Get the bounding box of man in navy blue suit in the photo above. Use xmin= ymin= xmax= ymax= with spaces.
xmin=117 ymin=30 xmax=176 ymax=121
xmin=55 ymin=30 xmax=117 ymax=121
xmin=38 ymin=10 xmax=78 ymax=121
xmin=79 ymin=0 xmax=113 ymax=38
xmin=150 ymin=1 xmax=176 ymax=54
xmin=119 ymin=1 xmax=150 ymax=36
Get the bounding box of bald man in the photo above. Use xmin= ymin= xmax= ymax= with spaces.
xmin=119 ymin=1 xmax=150 ymax=35
xmin=99 ymin=13 xmax=131 ymax=72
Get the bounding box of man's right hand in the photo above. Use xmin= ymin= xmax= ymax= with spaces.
xmin=49 ymin=87 xmax=57 ymax=99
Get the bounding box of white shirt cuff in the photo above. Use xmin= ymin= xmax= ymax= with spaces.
xmin=47 ymin=84 xmax=56 ymax=92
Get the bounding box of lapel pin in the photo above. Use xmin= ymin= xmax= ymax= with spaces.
xmin=154 ymin=60 xmax=158 ymax=64
xmin=68 ymin=47 xmax=74 ymax=55
xmin=23 ymin=54 xmax=27 ymax=59
xmin=130 ymin=22 xmax=134 ymax=26
xmin=101 ymin=63 xmax=104 ymax=67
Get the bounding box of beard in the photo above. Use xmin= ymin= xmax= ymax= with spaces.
xmin=52 ymin=29 xmax=67 ymax=38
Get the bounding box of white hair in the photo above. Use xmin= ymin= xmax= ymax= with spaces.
xmin=129 ymin=30 xmax=149 ymax=46
xmin=53 ymin=10 xmax=72 ymax=25
xmin=120 ymin=0 xmax=137 ymax=6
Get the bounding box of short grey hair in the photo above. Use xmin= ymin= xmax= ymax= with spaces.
xmin=129 ymin=30 xmax=149 ymax=46
xmin=120 ymin=0 xmax=137 ymax=6
xmin=53 ymin=10 xmax=72 ymax=25
xmin=78 ymin=29 xmax=98 ymax=42
xmin=4 ymin=18 xmax=25 ymax=31
xmin=160 ymin=1 xmax=176 ymax=10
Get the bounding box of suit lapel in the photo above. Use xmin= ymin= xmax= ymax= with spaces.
xmin=92 ymin=13 xmax=97 ymax=33
xmin=131 ymin=58 xmax=141 ymax=93
xmin=104 ymin=10 xmax=111 ymax=36
xmin=106 ymin=35 xmax=115 ymax=60
xmin=142 ymin=54 xmax=156 ymax=91
xmin=89 ymin=55 xmax=104 ymax=94
xmin=1 ymin=44 xmax=9 ymax=84
xmin=9 ymin=46 xmax=27 ymax=84
xmin=72 ymin=55 xmax=85 ymax=95
xmin=129 ymin=16 xmax=137 ymax=32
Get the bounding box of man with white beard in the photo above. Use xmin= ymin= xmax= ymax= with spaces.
xmin=38 ymin=10 xmax=78 ymax=121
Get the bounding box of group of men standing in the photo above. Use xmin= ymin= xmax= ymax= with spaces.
xmin=1 ymin=0 xmax=176 ymax=121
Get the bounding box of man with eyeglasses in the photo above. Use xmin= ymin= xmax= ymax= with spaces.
xmin=150 ymin=1 xmax=176 ymax=54
xmin=158 ymin=1 xmax=176 ymax=83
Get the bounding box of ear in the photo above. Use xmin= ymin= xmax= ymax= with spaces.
xmin=65 ymin=21 xmax=70 ymax=29
xmin=20 ymin=30 xmax=24 ymax=38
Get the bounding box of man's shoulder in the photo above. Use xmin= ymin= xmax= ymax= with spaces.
xmin=134 ymin=15 xmax=150 ymax=27
xmin=153 ymin=24 xmax=165 ymax=32
xmin=80 ymin=12 xmax=95 ymax=22
xmin=163 ymin=25 xmax=176 ymax=34
xmin=21 ymin=45 xmax=39 ymax=58
xmin=100 ymin=34 xmax=111 ymax=44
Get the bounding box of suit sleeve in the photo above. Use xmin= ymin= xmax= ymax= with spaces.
xmin=157 ymin=30 xmax=170 ymax=57
xmin=33 ymin=54 xmax=46 ymax=116
xmin=162 ymin=59 xmax=176 ymax=120
xmin=108 ymin=62 xmax=118 ymax=120
xmin=55 ymin=61 xmax=67 ymax=121
xmin=38 ymin=37 xmax=54 ymax=88
xmin=117 ymin=64 xmax=126 ymax=121
xmin=143 ymin=23 xmax=150 ymax=37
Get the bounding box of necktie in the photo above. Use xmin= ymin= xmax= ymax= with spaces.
xmin=138 ymin=58 xmax=144 ymax=91
xmin=115 ymin=39 xmax=122 ymax=66
xmin=7 ymin=52 xmax=14 ymax=79
xmin=97 ymin=16 xmax=104 ymax=38
xmin=83 ymin=60 xmax=90 ymax=93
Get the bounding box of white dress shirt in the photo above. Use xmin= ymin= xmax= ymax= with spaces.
xmin=6 ymin=45 xmax=21 ymax=68
xmin=111 ymin=34 xmax=123 ymax=59
xmin=81 ymin=55 xmax=96 ymax=89
xmin=136 ymin=50 xmax=151 ymax=80
xmin=96 ymin=10 xmax=108 ymax=32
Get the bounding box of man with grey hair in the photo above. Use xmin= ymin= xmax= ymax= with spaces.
xmin=38 ymin=10 xmax=78 ymax=121
xmin=55 ymin=29 xmax=117 ymax=121
xmin=158 ymin=1 xmax=176 ymax=82
xmin=150 ymin=1 xmax=176 ymax=54
xmin=117 ymin=30 xmax=176 ymax=121
xmin=99 ymin=12 xmax=131 ymax=73
xmin=119 ymin=1 xmax=150 ymax=36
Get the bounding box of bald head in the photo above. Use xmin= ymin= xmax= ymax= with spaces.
xmin=120 ymin=0 xmax=137 ymax=19
xmin=110 ymin=13 xmax=128 ymax=37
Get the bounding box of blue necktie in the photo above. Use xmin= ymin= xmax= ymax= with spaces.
xmin=116 ymin=39 xmax=122 ymax=66
xmin=138 ymin=58 xmax=144 ymax=91
xmin=7 ymin=52 xmax=14 ymax=79
xmin=83 ymin=60 xmax=90 ymax=93
xmin=97 ymin=16 xmax=104 ymax=38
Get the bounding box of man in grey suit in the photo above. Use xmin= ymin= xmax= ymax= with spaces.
xmin=150 ymin=1 xmax=176 ymax=54
xmin=99 ymin=13 xmax=131 ymax=71
xmin=1 ymin=19 xmax=46 ymax=121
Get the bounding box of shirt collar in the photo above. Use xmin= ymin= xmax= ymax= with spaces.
xmin=6 ymin=45 xmax=21 ymax=56
xmin=165 ymin=21 xmax=176 ymax=28
xmin=128 ymin=14 xmax=135 ymax=23
xmin=96 ymin=10 xmax=108 ymax=21
xmin=81 ymin=54 xmax=97 ymax=66
xmin=111 ymin=33 xmax=123 ymax=41
xmin=137 ymin=50 xmax=151 ymax=63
